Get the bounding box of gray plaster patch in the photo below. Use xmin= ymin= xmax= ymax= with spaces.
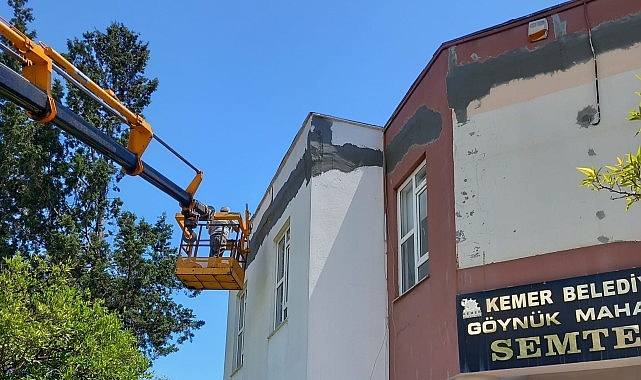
xmin=456 ymin=230 xmax=466 ymax=243
xmin=446 ymin=12 xmax=641 ymax=123
xmin=597 ymin=235 xmax=610 ymax=243
xmin=552 ymin=14 xmax=567 ymax=38
xmin=588 ymin=148 xmax=596 ymax=156
xmin=308 ymin=115 xmax=383 ymax=177
xmin=596 ymin=210 xmax=605 ymax=219
xmin=577 ymin=106 xmax=598 ymax=128
xmin=385 ymin=105 xmax=442 ymax=173
xmin=248 ymin=115 xmax=383 ymax=265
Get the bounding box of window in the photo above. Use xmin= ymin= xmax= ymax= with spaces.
xmin=234 ymin=289 xmax=246 ymax=370
xmin=274 ymin=227 xmax=290 ymax=328
xmin=398 ymin=163 xmax=428 ymax=294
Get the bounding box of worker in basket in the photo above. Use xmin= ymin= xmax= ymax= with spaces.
xmin=208 ymin=206 xmax=231 ymax=258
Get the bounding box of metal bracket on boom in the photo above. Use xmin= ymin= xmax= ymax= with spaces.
xmin=0 ymin=17 xmax=57 ymax=122
xmin=26 ymin=94 xmax=56 ymax=123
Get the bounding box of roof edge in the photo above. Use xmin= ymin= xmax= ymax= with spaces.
xmin=252 ymin=112 xmax=381 ymax=222
xmin=383 ymin=0 xmax=582 ymax=131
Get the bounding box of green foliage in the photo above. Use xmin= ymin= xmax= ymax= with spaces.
xmin=6 ymin=1 xmax=33 ymax=36
xmin=73 ymin=212 xmax=204 ymax=358
xmin=0 ymin=255 xmax=150 ymax=379
xmin=64 ymin=23 xmax=158 ymax=138
xmin=578 ymin=76 xmax=641 ymax=209
xmin=0 ymin=0 xmax=203 ymax=361
xmin=0 ymin=0 xmax=67 ymax=260
xmin=628 ymin=74 xmax=641 ymax=123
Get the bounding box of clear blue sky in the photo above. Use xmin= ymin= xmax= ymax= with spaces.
xmin=4 ymin=0 xmax=563 ymax=378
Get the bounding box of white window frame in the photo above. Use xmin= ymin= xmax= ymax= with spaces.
xmin=233 ymin=288 xmax=246 ymax=371
xmin=397 ymin=163 xmax=428 ymax=294
xmin=274 ymin=226 xmax=290 ymax=329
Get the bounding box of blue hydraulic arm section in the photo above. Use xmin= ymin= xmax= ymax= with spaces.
xmin=0 ymin=61 xmax=195 ymax=209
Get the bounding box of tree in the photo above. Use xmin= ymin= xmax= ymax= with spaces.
xmin=0 ymin=0 xmax=203 ymax=360
xmin=57 ymin=23 xmax=204 ymax=358
xmin=0 ymin=255 xmax=150 ymax=380
xmin=578 ymin=76 xmax=641 ymax=209
xmin=0 ymin=1 xmax=69 ymax=259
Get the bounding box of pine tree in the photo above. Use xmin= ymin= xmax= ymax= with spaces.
xmin=0 ymin=0 xmax=204 ymax=360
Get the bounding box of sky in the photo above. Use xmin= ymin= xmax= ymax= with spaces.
xmin=3 ymin=0 xmax=564 ymax=378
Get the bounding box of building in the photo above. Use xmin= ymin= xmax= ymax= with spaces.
xmin=223 ymin=113 xmax=388 ymax=379
xmin=223 ymin=0 xmax=641 ymax=379
xmin=384 ymin=0 xmax=641 ymax=379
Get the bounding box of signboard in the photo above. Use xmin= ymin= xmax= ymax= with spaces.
xmin=456 ymin=268 xmax=641 ymax=372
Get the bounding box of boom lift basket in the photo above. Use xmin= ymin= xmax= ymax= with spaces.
xmin=175 ymin=211 xmax=249 ymax=290
xmin=176 ymin=256 xmax=245 ymax=290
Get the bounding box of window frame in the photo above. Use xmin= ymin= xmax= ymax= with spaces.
xmin=274 ymin=225 xmax=290 ymax=329
xmin=233 ymin=288 xmax=247 ymax=371
xmin=397 ymin=163 xmax=428 ymax=294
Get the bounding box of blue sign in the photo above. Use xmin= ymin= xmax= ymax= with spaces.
xmin=457 ymin=268 xmax=641 ymax=372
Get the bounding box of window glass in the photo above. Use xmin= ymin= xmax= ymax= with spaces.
xmin=400 ymin=182 xmax=413 ymax=237
xmin=277 ymin=238 xmax=285 ymax=279
xmin=418 ymin=188 xmax=428 ymax=258
xmin=401 ymin=239 xmax=415 ymax=293
xmin=418 ymin=261 xmax=429 ymax=282
xmin=415 ymin=165 xmax=426 ymax=185
xmin=236 ymin=331 xmax=243 ymax=368
xmin=234 ymin=289 xmax=246 ymax=370
xmin=274 ymin=226 xmax=290 ymax=329
xmin=275 ymin=284 xmax=284 ymax=324
xmin=238 ymin=295 xmax=245 ymax=330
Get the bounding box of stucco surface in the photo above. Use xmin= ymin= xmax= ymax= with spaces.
xmin=225 ymin=115 xmax=386 ymax=380
xmin=455 ymin=62 xmax=641 ymax=268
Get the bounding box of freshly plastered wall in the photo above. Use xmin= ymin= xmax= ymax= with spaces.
xmin=307 ymin=119 xmax=387 ymax=380
xmin=223 ymin=117 xmax=312 ymax=380
xmin=454 ymin=38 xmax=641 ymax=268
xmin=223 ymin=114 xmax=385 ymax=380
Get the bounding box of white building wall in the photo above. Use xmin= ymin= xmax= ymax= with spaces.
xmin=265 ymin=188 xmax=311 ymax=380
xmin=455 ymin=43 xmax=641 ymax=268
xmin=224 ymin=114 xmax=386 ymax=380
xmin=307 ymin=166 xmax=387 ymax=380
xmin=224 ymin=118 xmax=312 ymax=380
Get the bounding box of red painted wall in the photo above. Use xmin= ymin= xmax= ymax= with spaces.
xmin=383 ymin=1 xmax=641 ymax=379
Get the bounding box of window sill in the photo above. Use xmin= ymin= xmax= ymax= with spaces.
xmin=393 ymin=274 xmax=429 ymax=303
xmin=267 ymin=319 xmax=288 ymax=340
xmin=230 ymin=364 xmax=243 ymax=377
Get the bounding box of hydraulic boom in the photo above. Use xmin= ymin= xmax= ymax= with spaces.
xmin=0 ymin=17 xmax=250 ymax=290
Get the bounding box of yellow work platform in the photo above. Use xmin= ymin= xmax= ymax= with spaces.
xmin=175 ymin=256 xmax=245 ymax=290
